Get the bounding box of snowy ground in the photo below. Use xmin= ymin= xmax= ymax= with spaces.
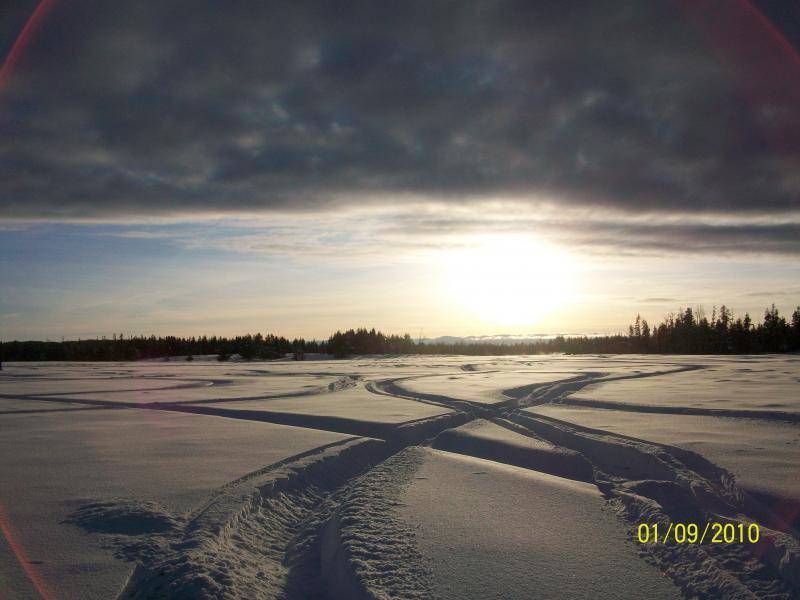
xmin=527 ymin=405 xmax=800 ymax=508
xmin=392 ymin=370 xmax=579 ymax=405
xmin=567 ymin=360 xmax=800 ymax=413
xmin=0 ymin=355 xmax=798 ymax=599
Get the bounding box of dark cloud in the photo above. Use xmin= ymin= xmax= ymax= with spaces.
xmin=556 ymin=221 xmax=800 ymax=256
xmin=0 ymin=0 xmax=798 ymax=241
xmin=380 ymin=212 xmax=800 ymax=256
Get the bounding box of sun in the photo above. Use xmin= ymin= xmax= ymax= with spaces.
xmin=439 ymin=235 xmax=577 ymax=329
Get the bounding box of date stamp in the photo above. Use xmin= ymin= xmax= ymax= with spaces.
xmin=635 ymin=522 xmax=760 ymax=544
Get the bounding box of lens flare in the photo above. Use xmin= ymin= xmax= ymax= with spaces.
xmin=0 ymin=0 xmax=58 ymax=93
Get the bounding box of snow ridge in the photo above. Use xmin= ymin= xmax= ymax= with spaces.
xmin=509 ymin=412 xmax=800 ymax=598
xmin=321 ymin=447 xmax=435 ymax=600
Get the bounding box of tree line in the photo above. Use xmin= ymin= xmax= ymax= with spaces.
xmin=1 ymin=304 xmax=798 ymax=361
xmin=543 ymin=304 xmax=800 ymax=355
xmin=0 ymin=333 xmax=318 ymax=362
xmin=328 ymin=304 xmax=800 ymax=355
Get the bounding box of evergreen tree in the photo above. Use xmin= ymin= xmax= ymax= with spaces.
xmin=2 ymin=299 xmax=799 ymax=361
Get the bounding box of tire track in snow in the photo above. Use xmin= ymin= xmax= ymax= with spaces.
xmin=40 ymin=362 xmax=799 ymax=599
xmin=367 ymin=365 xmax=799 ymax=598
xmin=0 ymin=375 xmax=359 ymax=410
xmin=502 ymin=411 xmax=800 ymax=598
xmin=554 ymin=397 xmax=800 ymax=423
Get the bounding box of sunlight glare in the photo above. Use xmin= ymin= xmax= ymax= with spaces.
xmin=440 ymin=235 xmax=577 ymax=328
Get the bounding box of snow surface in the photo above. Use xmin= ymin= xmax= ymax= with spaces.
xmin=375 ymin=447 xmax=680 ymax=599
xmin=0 ymin=397 xmax=98 ymax=413
xmin=528 ymin=404 xmax=800 ymax=505
xmin=21 ymin=376 xmax=343 ymax=405
xmin=0 ymin=408 xmax=351 ymax=599
xmin=571 ymin=358 xmax=800 ymax=413
xmin=0 ymin=355 xmax=797 ymax=599
xmin=0 ymin=377 xmax=212 ymax=397
xmin=431 ymin=418 xmax=593 ymax=481
xmin=201 ymin=384 xmax=452 ymax=424
xmin=394 ymin=370 xmax=578 ymax=404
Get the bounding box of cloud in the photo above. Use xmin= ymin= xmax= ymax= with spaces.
xmin=741 ymin=289 xmax=800 ymax=298
xmin=91 ymin=207 xmax=800 ymax=262
xmin=101 ymin=230 xmax=176 ymax=239
xmin=0 ymin=0 xmax=798 ymax=255
xmin=379 ymin=206 xmax=800 ymax=256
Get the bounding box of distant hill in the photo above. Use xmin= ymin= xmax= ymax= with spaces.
xmin=422 ymin=333 xmax=612 ymax=346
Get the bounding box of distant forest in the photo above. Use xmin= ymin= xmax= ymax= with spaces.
xmin=1 ymin=304 xmax=799 ymax=361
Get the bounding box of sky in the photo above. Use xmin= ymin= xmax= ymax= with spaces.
xmin=1 ymin=0 xmax=799 ymax=341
